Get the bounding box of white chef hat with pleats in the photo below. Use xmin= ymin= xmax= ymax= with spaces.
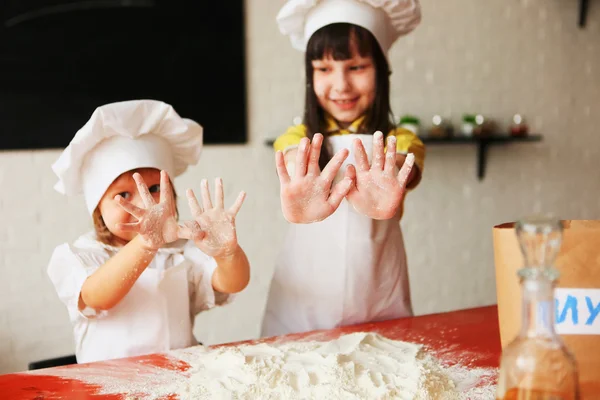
xmin=52 ymin=99 xmax=203 ymax=214
xmin=277 ymin=0 xmax=421 ymax=54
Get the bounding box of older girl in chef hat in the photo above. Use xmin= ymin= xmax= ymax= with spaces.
xmin=262 ymin=0 xmax=425 ymax=337
xmin=48 ymin=99 xmax=250 ymax=363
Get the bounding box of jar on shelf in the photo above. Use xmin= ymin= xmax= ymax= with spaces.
xmin=429 ymin=115 xmax=453 ymax=138
xmin=510 ymin=114 xmax=529 ymax=137
xmin=398 ymin=115 xmax=421 ymax=136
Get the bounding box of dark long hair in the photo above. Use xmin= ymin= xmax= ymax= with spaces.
xmin=304 ymin=23 xmax=394 ymax=170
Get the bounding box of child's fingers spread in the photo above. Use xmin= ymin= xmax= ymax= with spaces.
xmin=307 ymin=133 xmax=323 ymax=176
xmin=160 ymin=170 xmax=174 ymax=204
xmin=384 ymin=136 xmax=397 ymax=174
xmin=345 ymin=163 xmax=357 ymax=182
xmin=228 ymin=191 xmax=246 ymax=216
xmin=116 ymin=222 xmax=140 ymax=232
xmin=328 ymin=176 xmax=354 ymax=209
xmin=321 ymin=148 xmax=349 ymax=183
xmin=201 ymin=179 xmax=213 ymax=210
xmin=115 ymin=195 xmax=145 ymax=219
xmin=215 ymin=178 xmax=224 ymax=208
xmin=133 ymin=173 xmax=156 ymax=208
xmin=397 ymin=153 xmax=415 ymax=188
xmin=295 ymin=137 xmax=310 ymax=179
xmin=372 ymin=131 xmax=385 ymax=170
xmin=353 ymin=138 xmax=370 ymax=172
xmin=275 ymin=151 xmax=291 ymax=184
xmin=186 ymin=189 xmax=203 ymax=218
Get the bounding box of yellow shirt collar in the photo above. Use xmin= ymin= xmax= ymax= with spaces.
xmin=324 ymin=115 xmax=366 ymax=134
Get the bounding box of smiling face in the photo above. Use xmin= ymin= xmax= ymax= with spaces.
xmin=311 ymin=40 xmax=377 ymax=127
xmin=304 ymin=23 xmax=392 ymax=134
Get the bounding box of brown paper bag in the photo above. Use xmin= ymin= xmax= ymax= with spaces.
xmin=493 ymin=220 xmax=600 ymax=398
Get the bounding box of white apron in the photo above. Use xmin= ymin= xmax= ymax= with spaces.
xmin=76 ymin=251 xmax=197 ymax=363
xmin=261 ymin=134 xmax=413 ymax=337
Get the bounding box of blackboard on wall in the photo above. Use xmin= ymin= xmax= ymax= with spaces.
xmin=0 ymin=1 xmax=247 ymax=150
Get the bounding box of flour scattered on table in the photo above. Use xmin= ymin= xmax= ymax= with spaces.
xmin=34 ymin=332 xmax=497 ymax=399
xmin=176 ymin=332 xmax=428 ymax=399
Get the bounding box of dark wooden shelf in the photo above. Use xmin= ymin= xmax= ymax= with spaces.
xmin=421 ymin=134 xmax=542 ymax=180
xmin=264 ymin=134 xmax=543 ymax=181
xmin=580 ymin=0 xmax=589 ymax=28
xmin=420 ymin=134 xmax=542 ymax=144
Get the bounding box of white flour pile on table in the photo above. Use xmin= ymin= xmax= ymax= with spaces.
xmin=36 ymin=332 xmax=497 ymax=399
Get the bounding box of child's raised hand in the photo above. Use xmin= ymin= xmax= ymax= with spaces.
xmin=178 ymin=178 xmax=246 ymax=258
xmin=115 ymin=171 xmax=180 ymax=249
xmin=346 ymin=132 xmax=414 ymax=220
xmin=276 ymin=133 xmax=353 ymax=224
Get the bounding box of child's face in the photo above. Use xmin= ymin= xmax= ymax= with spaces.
xmin=98 ymin=168 xmax=162 ymax=244
xmin=311 ymin=42 xmax=376 ymax=126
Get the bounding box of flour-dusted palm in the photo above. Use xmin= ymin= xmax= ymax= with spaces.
xmin=178 ymin=178 xmax=246 ymax=258
xmin=346 ymin=132 xmax=415 ymax=220
xmin=115 ymin=171 xmax=180 ymax=249
xmin=276 ymin=134 xmax=354 ymax=224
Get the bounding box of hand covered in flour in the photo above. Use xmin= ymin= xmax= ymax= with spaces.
xmin=115 ymin=171 xmax=180 ymax=250
xmin=276 ymin=133 xmax=354 ymax=224
xmin=178 ymin=178 xmax=246 ymax=258
xmin=345 ymin=132 xmax=415 ymax=220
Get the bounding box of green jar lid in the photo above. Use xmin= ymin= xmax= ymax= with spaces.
xmin=399 ymin=115 xmax=420 ymax=125
xmin=463 ymin=114 xmax=477 ymax=123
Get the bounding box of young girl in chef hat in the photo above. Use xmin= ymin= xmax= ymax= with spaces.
xmin=48 ymin=99 xmax=250 ymax=363
xmin=262 ymin=0 xmax=425 ymax=337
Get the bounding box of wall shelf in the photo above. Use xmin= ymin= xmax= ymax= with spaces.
xmin=264 ymin=134 xmax=543 ymax=181
xmin=580 ymin=0 xmax=589 ymax=28
xmin=421 ymin=134 xmax=543 ymax=181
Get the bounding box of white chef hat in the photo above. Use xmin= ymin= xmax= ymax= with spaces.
xmin=277 ymin=0 xmax=421 ymax=54
xmin=52 ymin=99 xmax=203 ymax=214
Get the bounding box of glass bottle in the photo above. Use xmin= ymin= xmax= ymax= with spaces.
xmin=496 ymin=216 xmax=580 ymax=400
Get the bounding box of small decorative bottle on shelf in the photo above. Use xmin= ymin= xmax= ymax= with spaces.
xmin=510 ymin=114 xmax=529 ymax=137
xmin=398 ymin=115 xmax=421 ymax=136
xmin=429 ymin=115 xmax=453 ymax=138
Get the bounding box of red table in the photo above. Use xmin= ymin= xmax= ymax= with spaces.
xmin=0 ymin=305 xmax=501 ymax=399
